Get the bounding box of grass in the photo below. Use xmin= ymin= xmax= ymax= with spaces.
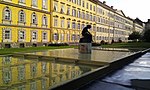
xmin=101 ymin=42 xmax=150 ymax=48
xmin=0 ymin=46 xmax=76 ymax=55
xmin=0 ymin=42 xmax=150 ymax=55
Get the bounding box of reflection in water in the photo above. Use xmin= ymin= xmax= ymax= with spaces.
xmin=27 ymin=48 xmax=132 ymax=62
xmin=0 ymin=56 xmax=96 ymax=90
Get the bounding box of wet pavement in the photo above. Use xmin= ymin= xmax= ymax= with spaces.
xmin=77 ymin=52 xmax=150 ymax=90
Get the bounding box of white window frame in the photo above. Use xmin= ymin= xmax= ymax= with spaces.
xmin=19 ymin=0 xmax=25 ymax=3
xmin=61 ymin=19 xmax=65 ymax=28
xmin=31 ymin=31 xmax=38 ymax=40
xmin=54 ymin=2 xmax=58 ymax=12
xmin=18 ymin=10 xmax=25 ymax=23
xmin=42 ymin=0 xmax=47 ymax=9
xmin=31 ymin=12 xmax=37 ymax=24
xmin=32 ymin=0 xmax=37 ymax=7
xmin=42 ymin=31 xmax=47 ymax=41
xmin=18 ymin=30 xmax=26 ymax=41
xmin=54 ymin=18 xmax=58 ymax=27
xmin=3 ymin=7 xmax=11 ymax=21
xmin=3 ymin=28 xmax=12 ymax=42
xmin=42 ymin=15 xmax=47 ymax=26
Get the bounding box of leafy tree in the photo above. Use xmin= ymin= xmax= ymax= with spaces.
xmin=128 ymin=31 xmax=141 ymax=40
xmin=143 ymin=29 xmax=150 ymax=42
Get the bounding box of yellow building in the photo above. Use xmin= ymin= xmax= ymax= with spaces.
xmin=0 ymin=0 xmax=51 ymax=48
xmin=51 ymin=0 xmax=97 ymax=44
xmin=0 ymin=0 xmax=144 ymax=48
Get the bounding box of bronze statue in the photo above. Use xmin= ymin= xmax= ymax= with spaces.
xmin=79 ymin=25 xmax=93 ymax=43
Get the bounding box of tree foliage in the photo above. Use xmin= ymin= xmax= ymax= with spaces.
xmin=143 ymin=29 xmax=150 ymax=42
xmin=128 ymin=31 xmax=141 ymax=40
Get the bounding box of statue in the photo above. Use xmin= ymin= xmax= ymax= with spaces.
xmin=79 ymin=25 xmax=93 ymax=43
xmin=79 ymin=25 xmax=92 ymax=53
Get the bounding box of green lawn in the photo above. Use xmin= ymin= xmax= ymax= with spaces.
xmin=0 ymin=46 xmax=76 ymax=55
xmin=101 ymin=42 xmax=150 ymax=48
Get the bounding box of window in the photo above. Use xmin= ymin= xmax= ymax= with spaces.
xmin=3 ymin=7 xmax=11 ymax=21
xmin=42 ymin=15 xmax=47 ymax=26
xmin=3 ymin=28 xmax=11 ymax=40
xmin=82 ymin=12 xmax=85 ymax=19
xmin=19 ymin=0 xmax=25 ymax=3
xmin=53 ymin=33 xmax=59 ymax=40
xmin=54 ymin=18 xmax=58 ymax=26
xmin=93 ymin=6 xmax=96 ymax=11
xmin=72 ymin=0 xmax=76 ymax=3
xmin=31 ymin=12 xmax=37 ymax=24
xmin=67 ymin=7 xmax=70 ymax=15
xmin=41 ymin=62 xmax=47 ymax=73
xmin=19 ymin=30 xmax=25 ymax=40
xmin=32 ymin=0 xmax=37 ymax=7
xmin=19 ymin=10 xmax=25 ymax=23
xmin=32 ymin=31 xmax=37 ymax=40
xmin=90 ymin=4 xmax=92 ymax=10
xmin=86 ymin=13 xmax=89 ymax=20
xmin=82 ymin=1 xmax=84 ymax=7
xmin=72 ymin=9 xmax=76 ymax=17
xmin=82 ymin=24 xmax=85 ymax=29
xmin=72 ymin=34 xmax=76 ymax=41
xmin=77 ymin=10 xmax=80 ymax=18
xmin=93 ymin=16 xmax=96 ymax=21
xmin=67 ymin=21 xmax=70 ymax=28
xmin=78 ymin=0 xmax=81 ymax=5
xmin=2 ymin=68 xmax=12 ymax=84
xmin=31 ymin=63 xmax=37 ymax=77
xmin=77 ymin=23 xmax=80 ymax=29
xmin=61 ymin=19 xmax=65 ymax=28
xmin=60 ymin=34 xmax=64 ymax=41
xmin=89 ymin=15 xmax=92 ymax=21
xmin=18 ymin=65 xmax=25 ymax=80
xmin=72 ymin=22 xmax=76 ymax=29
xmin=3 ymin=57 xmax=11 ymax=65
xmin=86 ymin=3 xmax=88 ymax=9
xmin=42 ymin=32 xmax=47 ymax=40
xmin=54 ymin=2 xmax=58 ymax=12
xmin=42 ymin=0 xmax=47 ymax=9
xmin=60 ymin=5 xmax=65 ymax=14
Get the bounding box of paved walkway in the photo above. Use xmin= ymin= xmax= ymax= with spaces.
xmin=77 ymin=52 xmax=150 ymax=90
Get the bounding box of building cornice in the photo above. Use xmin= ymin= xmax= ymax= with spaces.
xmin=0 ymin=23 xmax=51 ymax=30
xmin=0 ymin=1 xmax=51 ymax=14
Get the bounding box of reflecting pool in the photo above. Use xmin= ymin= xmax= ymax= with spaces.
xmin=27 ymin=48 xmax=132 ymax=63
xmin=0 ymin=56 xmax=97 ymax=90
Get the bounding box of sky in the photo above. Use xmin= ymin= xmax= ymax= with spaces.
xmin=100 ymin=0 xmax=150 ymax=22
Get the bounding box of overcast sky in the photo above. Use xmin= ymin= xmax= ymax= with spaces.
xmin=101 ymin=0 xmax=150 ymax=22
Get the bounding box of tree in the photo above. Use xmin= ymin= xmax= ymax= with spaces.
xmin=128 ymin=31 xmax=141 ymax=40
xmin=143 ymin=29 xmax=150 ymax=42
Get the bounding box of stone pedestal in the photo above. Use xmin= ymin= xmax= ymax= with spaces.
xmin=78 ymin=43 xmax=92 ymax=54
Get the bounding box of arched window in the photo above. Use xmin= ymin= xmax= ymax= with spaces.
xmin=3 ymin=7 xmax=11 ymax=21
xmin=42 ymin=15 xmax=47 ymax=26
xmin=31 ymin=12 xmax=37 ymax=24
xmin=19 ymin=10 xmax=25 ymax=23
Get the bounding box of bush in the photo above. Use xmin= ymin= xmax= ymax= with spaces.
xmin=48 ymin=43 xmax=69 ymax=46
xmin=92 ymin=42 xmax=101 ymax=46
xmin=143 ymin=29 xmax=150 ymax=42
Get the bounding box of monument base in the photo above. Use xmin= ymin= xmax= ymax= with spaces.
xmin=78 ymin=43 xmax=92 ymax=54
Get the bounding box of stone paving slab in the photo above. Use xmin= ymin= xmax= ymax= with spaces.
xmin=103 ymin=52 xmax=150 ymax=86
xmin=77 ymin=81 xmax=133 ymax=90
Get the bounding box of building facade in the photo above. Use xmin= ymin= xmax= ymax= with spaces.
xmin=0 ymin=0 xmax=51 ymax=48
xmin=0 ymin=0 xmax=144 ymax=48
